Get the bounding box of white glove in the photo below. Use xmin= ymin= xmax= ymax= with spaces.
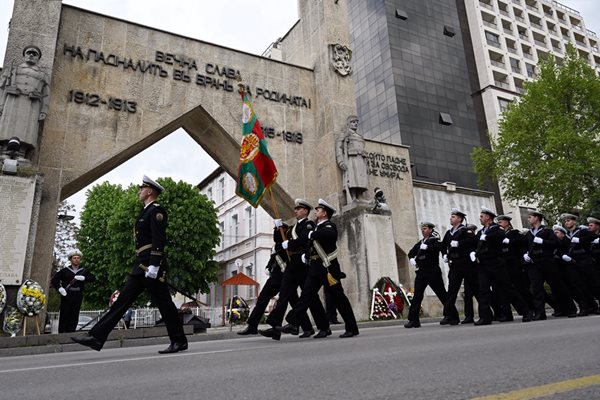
xmin=561 ymin=254 xmax=572 ymax=262
xmin=523 ymin=253 xmax=532 ymax=263
xmin=145 ymin=265 xmax=159 ymax=279
xmin=533 ymin=237 xmax=543 ymax=244
xmin=469 ymin=251 xmax=477 ymax=262
xmin=443 ymin=254 xmax=448 ymax=263
xmin=274 ymin=219 xmax=283 ymax=228
xmin=409 ymin=258 xmax=417 ymax=267
xmin=74 ymin=275 xmax=85 ymax=281
xmin=420 ymin=243 xmax=428 ymax=250
xmin=281 ymin=240 xmax=289 ymax=250
xmin=571 ymin=237 xmax=579 ymax=244
xmin=58 ymin=287 xmax=67 ymax=296
xmin=450 ymin=240 xmax=459 ymax=248
xmin=593 ymin=238 xmax=599 ymax=244
xmin=480 ymin=234 xmax=486 ymax=241
xmin=301 ymin=254 xmax=308 ymax=264
xmin=502 ymin=238 xmax=510 ymax=244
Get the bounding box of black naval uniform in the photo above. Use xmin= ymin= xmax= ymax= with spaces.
xmin=475 ymin=224 xmax=531 ymax=323
xmin=525 ymin=226 xmax=576 ymax=319
xmin=244 ymin=228 xmax=291 ymax=332
xmin=406 ymin=234 xmax=448 ymax=325
xmin=565 ymin=227 xmax=600 ymax=312
xmin=442 ymin=225 xmax=477 ymax=322
xmin=501 ymin=228 xmax=533 ymax=310
xmin=286 ymin=219 xmax=358 ymax=335
xmin=88 ymin=201 xmax=186 ymax=347
xmin=266 ymin=218 xmax=324 ymax=332
xmin=51 ymin=265 xmax=96 ymax=333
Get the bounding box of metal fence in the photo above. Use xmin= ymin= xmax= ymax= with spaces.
xmin=47 ymin=306 xmax=225 ymax=333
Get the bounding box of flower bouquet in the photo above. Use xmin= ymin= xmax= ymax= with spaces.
xmin=3 ymin=306 xmax=23 ymax=337
xmin=16 ymin=280 xmax=46 ymax=317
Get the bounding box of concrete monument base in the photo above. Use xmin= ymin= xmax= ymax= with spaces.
xmin=335 ymin=203 xmax=400 ymax=321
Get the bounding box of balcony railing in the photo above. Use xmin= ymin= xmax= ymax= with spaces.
xmin=534 ymin=39 xmax=547 ymax=47
xmin=491 ymin=59 xmax=505 ymax=68
xmin=483 ymin=20 xmax=497 ymax=29
xmin=495 ymin=80 xmax=510 ymax=89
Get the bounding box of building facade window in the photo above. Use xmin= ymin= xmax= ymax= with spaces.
xmin=232 ymin=214 xmax=239 ymax=241
xmin=498 ymin=97 xmax=512 ymax=113
xmin=219 ymin=178 xmax=225 ymax=203
xmin=219 ymin=221 xmax=225 ymax=248
xmin=246 ymin=207 xmax=253 ymax=236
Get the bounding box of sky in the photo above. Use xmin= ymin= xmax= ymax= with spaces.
xmin=0 ymin=0 xmax=599 ymax=220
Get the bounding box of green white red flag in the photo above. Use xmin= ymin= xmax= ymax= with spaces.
xmin=236 ymin=91 xmax=278 ymax=207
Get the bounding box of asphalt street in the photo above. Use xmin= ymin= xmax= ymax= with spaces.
xmin=1 ymin=316 xmax=599 ymax=400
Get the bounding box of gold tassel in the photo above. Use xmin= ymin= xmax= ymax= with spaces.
xmin=327 ymin=270 xmax=338 ymax=286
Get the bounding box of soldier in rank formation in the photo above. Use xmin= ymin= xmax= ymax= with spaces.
xmin=404 ymin=207 xmax=600 ymax=328
xmin=238 ymin=198 xmax=359 ymax=340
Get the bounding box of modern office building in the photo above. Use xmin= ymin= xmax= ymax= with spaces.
xmin=464 ymin=0 xmax=600 ymax=224
xmin=343 ymin=0 xmax=599 ymax=228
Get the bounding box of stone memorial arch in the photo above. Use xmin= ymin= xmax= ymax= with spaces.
xmin=1 ymin=0 xmax=419 ymax=321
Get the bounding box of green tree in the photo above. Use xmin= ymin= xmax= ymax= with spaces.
xmin=472 ymin=45 xmax=600 ymax=218
xmin=78 ymin=178 xmax=220 ymax=309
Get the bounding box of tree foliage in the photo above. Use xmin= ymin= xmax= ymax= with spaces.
xmin=77 ymin=178 xmax=220 ymax=308
xmin=53 ymin=201 xmax=79 ymax=270
xmin=472 ymin=45 xmax=600 ymax=218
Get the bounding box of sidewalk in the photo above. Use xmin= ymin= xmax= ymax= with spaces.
xmin=0 ymin=318 xmax=435 ymax=357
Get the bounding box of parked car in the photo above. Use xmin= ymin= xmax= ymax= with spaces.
xmin=76 ymin=315 xmax=96 ymax=331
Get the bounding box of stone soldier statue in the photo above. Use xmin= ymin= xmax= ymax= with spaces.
xmin=0 ymin=45 xmax=49 ymax=160
xmin=335 ymin=115 xmax=368 ymax=203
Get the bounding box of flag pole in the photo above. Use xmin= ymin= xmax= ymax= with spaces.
xmin=268 ymin=188 xmax=289 ymax=243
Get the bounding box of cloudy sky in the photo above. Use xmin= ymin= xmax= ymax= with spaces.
xmin=0 ymin=0 xmax=598 ymax=219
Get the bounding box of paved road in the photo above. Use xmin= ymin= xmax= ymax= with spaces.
xmin=1 ymin=316 xmax=599 ymax=400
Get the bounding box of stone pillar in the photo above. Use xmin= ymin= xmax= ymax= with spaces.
xmin=1 ymin=0 xmax=62 ymax=333
xmin=335 ymin=204 xmax=400 ymax=320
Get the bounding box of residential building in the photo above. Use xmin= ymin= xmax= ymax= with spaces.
xmin=197 ymin=167 xmax=274 ymax=308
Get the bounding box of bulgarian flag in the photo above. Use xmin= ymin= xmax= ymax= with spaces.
xmin=236 ymin=91 xmax=278 ymax=207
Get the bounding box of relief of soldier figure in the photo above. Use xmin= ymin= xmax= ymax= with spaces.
xmin=0 ymin=45 xmax=49 ymax=162
xmin=335 ymin=115 xmax=369 ymax=204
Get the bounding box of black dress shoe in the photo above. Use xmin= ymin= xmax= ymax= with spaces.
xmin=498 ymin=314 xmax=514 ymax=322
xmin=313 ymin=329 xmax=332 ymax=338
xmin=522 ymin=312 xmax=533 ymax=322
xmin=158 ymin=341 xmax=188 ymax=354
xmin=339 ymin=331 xmax=356 ymax=338
xmin=461 ymin=316 xmax=474 ymax=324
xmin=299 ymin=329 xmax=315 ymax=338
xmin=474 ymin=319 xmax=492 ymax=326
xmin=258 ymin=328 xmax=275 ymax=338
xmin=404 ymin=321 xmax=421 ymax=328
xmin=532 ymin=313 xmax=547 ymax=321
xmin=279 ymin=324 xmax=299 ymax=335
xmin=329 ymin=319 xmax=341 ymax=325
xmin=440 ymin=317 xmax=459 ymax=326
xmin=237 ymin=326 xmax=258 ymax=335
xmin=259 ymin=327 xmax=281 ymax=340
xmin=71 ymin=335 xmax=103 ymax=351
xmin=567 ymin=311 xmax=578 ymax=318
